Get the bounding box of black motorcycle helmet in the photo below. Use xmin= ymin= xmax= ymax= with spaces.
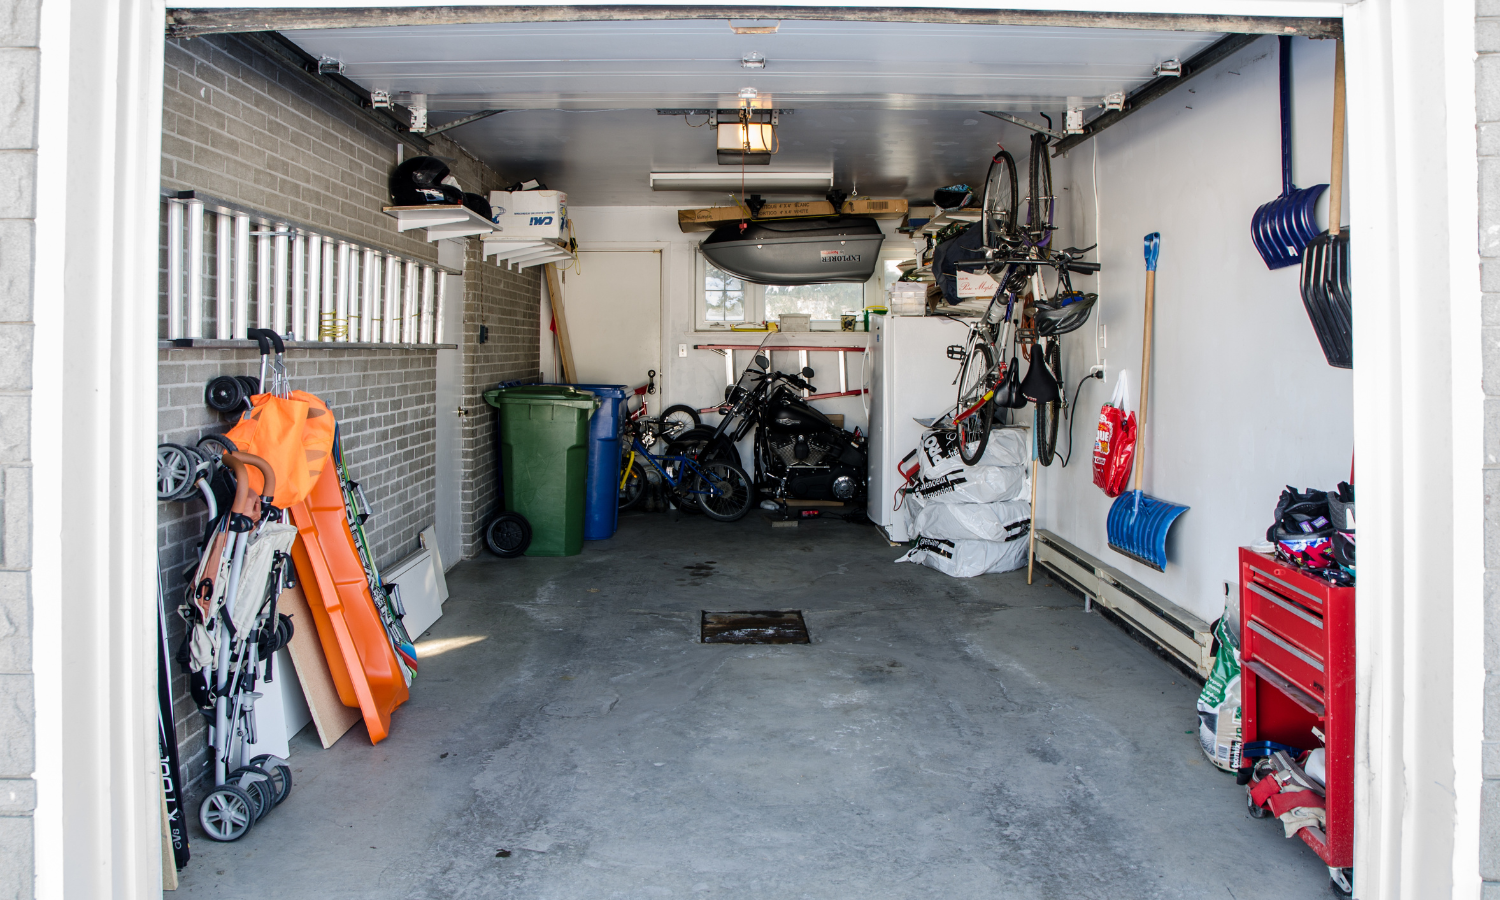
xmin=390 ymin=156 xmax=460 ymax=206
xmin=462 ymin=192 xmax=492 ymax=221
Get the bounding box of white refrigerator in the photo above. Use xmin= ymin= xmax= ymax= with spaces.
xmin=866 ymin=313 xmax=969 ymax=540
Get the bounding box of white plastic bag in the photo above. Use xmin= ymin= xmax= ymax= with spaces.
xmin=911 ymin=499 xmax=1031 ymax=543
xmin=1196 ymin=614 xmax=1243 ymax=772
xmin=904 ymin=464 xmax=1028 ymax=506
xmin=916 ymin=426 xmax=1028 ymax=479
xmin=895 ymin=536 xmax=1029 ymax=577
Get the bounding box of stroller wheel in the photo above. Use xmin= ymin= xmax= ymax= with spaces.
xmin=204 ymin=375 xmax=246 ymax=414
xmin=249 ymin=755 xmax=294 ymax=806
xmin=157 ymin=443 xmax=197 ymax=501
xmin=485 ymin=512 xmax=532 ymax=558
xmin=236 ymin=375 xmax=261 ymax=400
xmin=199 ymin=784 xmax=256 ymax=841
xmin=230 ymin=766 xmax=275 ymax=821
xmin=196 ymin=433 xmax=238 ymax=462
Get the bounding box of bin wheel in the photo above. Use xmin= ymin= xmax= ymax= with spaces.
xmin=249 ymin=755 xmax=293 ymax=806
xmin=485 ymin=513 xmax=532 ymax=558
xmin=1247 ymin=790 xmax=1272 ymax=819
xmin=199 ymin=784 xmax=256 ymax=842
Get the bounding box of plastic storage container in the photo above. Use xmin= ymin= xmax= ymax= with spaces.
xmin=566 ymin=383 xmax=629 ymax=541
xmin=483 ymin=385 xmax=598 ymax=556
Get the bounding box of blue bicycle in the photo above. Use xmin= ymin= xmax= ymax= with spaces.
xmin=618 ymin=416 xmax=753 ymax=521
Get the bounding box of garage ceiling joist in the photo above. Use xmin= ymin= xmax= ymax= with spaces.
xmin=164 ymin=5 xmax=1341 ymax=40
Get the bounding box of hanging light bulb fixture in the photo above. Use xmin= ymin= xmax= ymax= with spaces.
xmin=716 ymin=87 xmax=776 ymax=165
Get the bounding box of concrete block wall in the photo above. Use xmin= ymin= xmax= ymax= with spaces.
xmin=0 ymin=0 xmax=38 ymax=894
xmin=156 ymin=346 xmax=437 ymax=788
xmin=460 ymin=245 xmax=542 ymax=557
xmin=1483 ymin=2 xmax=1500 ymax=891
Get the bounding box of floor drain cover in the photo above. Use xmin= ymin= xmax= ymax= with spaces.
xmin=700 ymin=610 xmax=810 ymax=644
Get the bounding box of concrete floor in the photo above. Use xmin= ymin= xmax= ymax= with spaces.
xmin=176 ymin=511 xmax=1332 ymax=899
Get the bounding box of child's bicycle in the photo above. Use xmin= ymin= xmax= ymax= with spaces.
xmin=617 ymin=415 xmax=752 ymax=521
xmin=623 ymin=369 xmax=701 ymax=444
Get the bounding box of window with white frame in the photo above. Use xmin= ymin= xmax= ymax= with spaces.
xmin=696 ymin=251 xmax=869 ymax=330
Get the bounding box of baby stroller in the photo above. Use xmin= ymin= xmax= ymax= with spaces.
xmin=170 ymin=443 xmax=298 ymax=841
xmin=161 ymin=330 xmax=319 ymax=841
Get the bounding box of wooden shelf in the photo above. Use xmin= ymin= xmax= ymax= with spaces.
xmin=480 ymin=238 xmax=573 ymax=270
xmin=383 ymin=205 xmax=495 ymax=240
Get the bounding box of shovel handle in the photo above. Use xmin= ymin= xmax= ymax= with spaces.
xmin=1328 ymin=39 xmax=1345 ymax=238
xmin=1136 ymin=233 xmax=1161 ymax=494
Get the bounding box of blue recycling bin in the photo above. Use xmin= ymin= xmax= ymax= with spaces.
xmin=567 ymin=383 xmax=629 ymax=540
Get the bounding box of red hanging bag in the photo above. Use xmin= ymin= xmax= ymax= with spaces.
xmin=1093 ymin=372 xmax=1136 ymax=498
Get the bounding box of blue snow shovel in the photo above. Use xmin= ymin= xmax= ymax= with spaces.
xmin=1107 ymin=233 xmax=1187 ymax=571
xmin=1250 ymin=36 xmax=1328 ymax=270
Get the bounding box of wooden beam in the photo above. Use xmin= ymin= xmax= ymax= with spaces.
xmin=1051 ymin=32 xmax=1262 ymax=156
xmin=543 ymin=263 xmax=577 ymax=384
xmin=166 ymin=6 xmax=1341 ymax=39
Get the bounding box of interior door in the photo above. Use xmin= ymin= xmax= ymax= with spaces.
xmin=561 ymin=250 xmax=661 ymax=387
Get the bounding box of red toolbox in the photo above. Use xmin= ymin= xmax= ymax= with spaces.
xmin=1238 ymin=547 xmax=1355 ymax=869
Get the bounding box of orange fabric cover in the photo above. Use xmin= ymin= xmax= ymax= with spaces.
xmin=287 ymin=465 xmax=408 ymax=743
xmin=225 ymin=391 xmax=335 ymax=509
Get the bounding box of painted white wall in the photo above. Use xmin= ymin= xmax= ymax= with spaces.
xmin=1036 ymin=34 xmax=1353 ymax=625
xmin=564 ymin=206 xmax=878 ymax=435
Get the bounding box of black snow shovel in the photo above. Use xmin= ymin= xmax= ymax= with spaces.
xmin=1299 ymin=38 xmax=1352 ymax=369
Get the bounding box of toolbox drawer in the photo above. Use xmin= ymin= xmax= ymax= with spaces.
xmin=1246 ymin=620 xmax=1328 ymax=699
xmin=1244 ymin=581 xmax=1325 ymax=660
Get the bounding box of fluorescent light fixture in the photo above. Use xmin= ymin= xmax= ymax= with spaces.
xmin=649 ymin=171 xmax=834 ymax=193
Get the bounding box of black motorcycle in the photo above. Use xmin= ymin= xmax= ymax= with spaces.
xmin=672 ymin=352 xmax=868 ymax=504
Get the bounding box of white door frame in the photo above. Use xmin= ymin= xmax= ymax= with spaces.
xmin=31 ymin=3 xmax=1483 ymax=898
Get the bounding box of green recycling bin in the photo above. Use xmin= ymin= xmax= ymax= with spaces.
xmin=483 ymin=385 xmax=599 ymax=556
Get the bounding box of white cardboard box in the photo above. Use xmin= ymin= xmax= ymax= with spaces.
xmin=956 ymin=270 xmax=1001 ymax=298
xmin=488 ymin=190 xmax=567 ymax=238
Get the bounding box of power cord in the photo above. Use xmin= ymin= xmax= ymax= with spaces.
xmin=1057 ymin=370 xmax=1104 ymax=468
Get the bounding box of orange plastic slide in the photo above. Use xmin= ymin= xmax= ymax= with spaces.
xmin=288 ymin=465 xmax=408 ymax=743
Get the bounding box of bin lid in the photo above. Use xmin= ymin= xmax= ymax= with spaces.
xmin=484 ymin=385 xmax=598 ymax=410
xmin=567 ymin=383 xmax=629 ymax=399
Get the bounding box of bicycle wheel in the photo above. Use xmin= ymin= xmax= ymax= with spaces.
xmin=1036 ymin=339 xmax=1062 ymax=466
xmin=955 ymin=339 xmax=998 ymax=466
xmin=981 ymin=150 xmax=1018 ymax=250
xmin=694 ymin=461 xmax=754 ymax=522
xmin=619 ymin=458 xmax=648 ymax=511
xmin=659 ymin=404 xmax=700 ymax=442
xmin=1026 ymin=132 xmax=1055 ymax=246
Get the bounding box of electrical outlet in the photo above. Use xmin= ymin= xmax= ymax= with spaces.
xmin=678 ymin=343 xmax=687 ymax=358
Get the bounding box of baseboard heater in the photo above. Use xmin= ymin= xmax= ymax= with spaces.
xmin=1033 ymin=529 xmax=1214 ymax=678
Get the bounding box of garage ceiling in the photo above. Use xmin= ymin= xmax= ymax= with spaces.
xmin=286 ymin=19 xmax=1229 ymax=205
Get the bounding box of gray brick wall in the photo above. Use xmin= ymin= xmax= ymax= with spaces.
xmin=0 ymin=0 xmax=38 ymax=895
xmin=1484 ymin=0 xmax=1500 ymax=890
xmin=460 ymin=244 xmax=542 ymax=557
xmin=157 ymin=346 xmax=437 ymax=790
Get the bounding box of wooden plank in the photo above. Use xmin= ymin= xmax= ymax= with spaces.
xmin=278 ymin=580 xmax=361 ymax=749
xmin=678 ymin=198 xmax=908 ymax=233
xmin=544 ymin=263 xmax=577 ymax=384
xmin=167 ymin=6 xmax=1342 ymax=39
